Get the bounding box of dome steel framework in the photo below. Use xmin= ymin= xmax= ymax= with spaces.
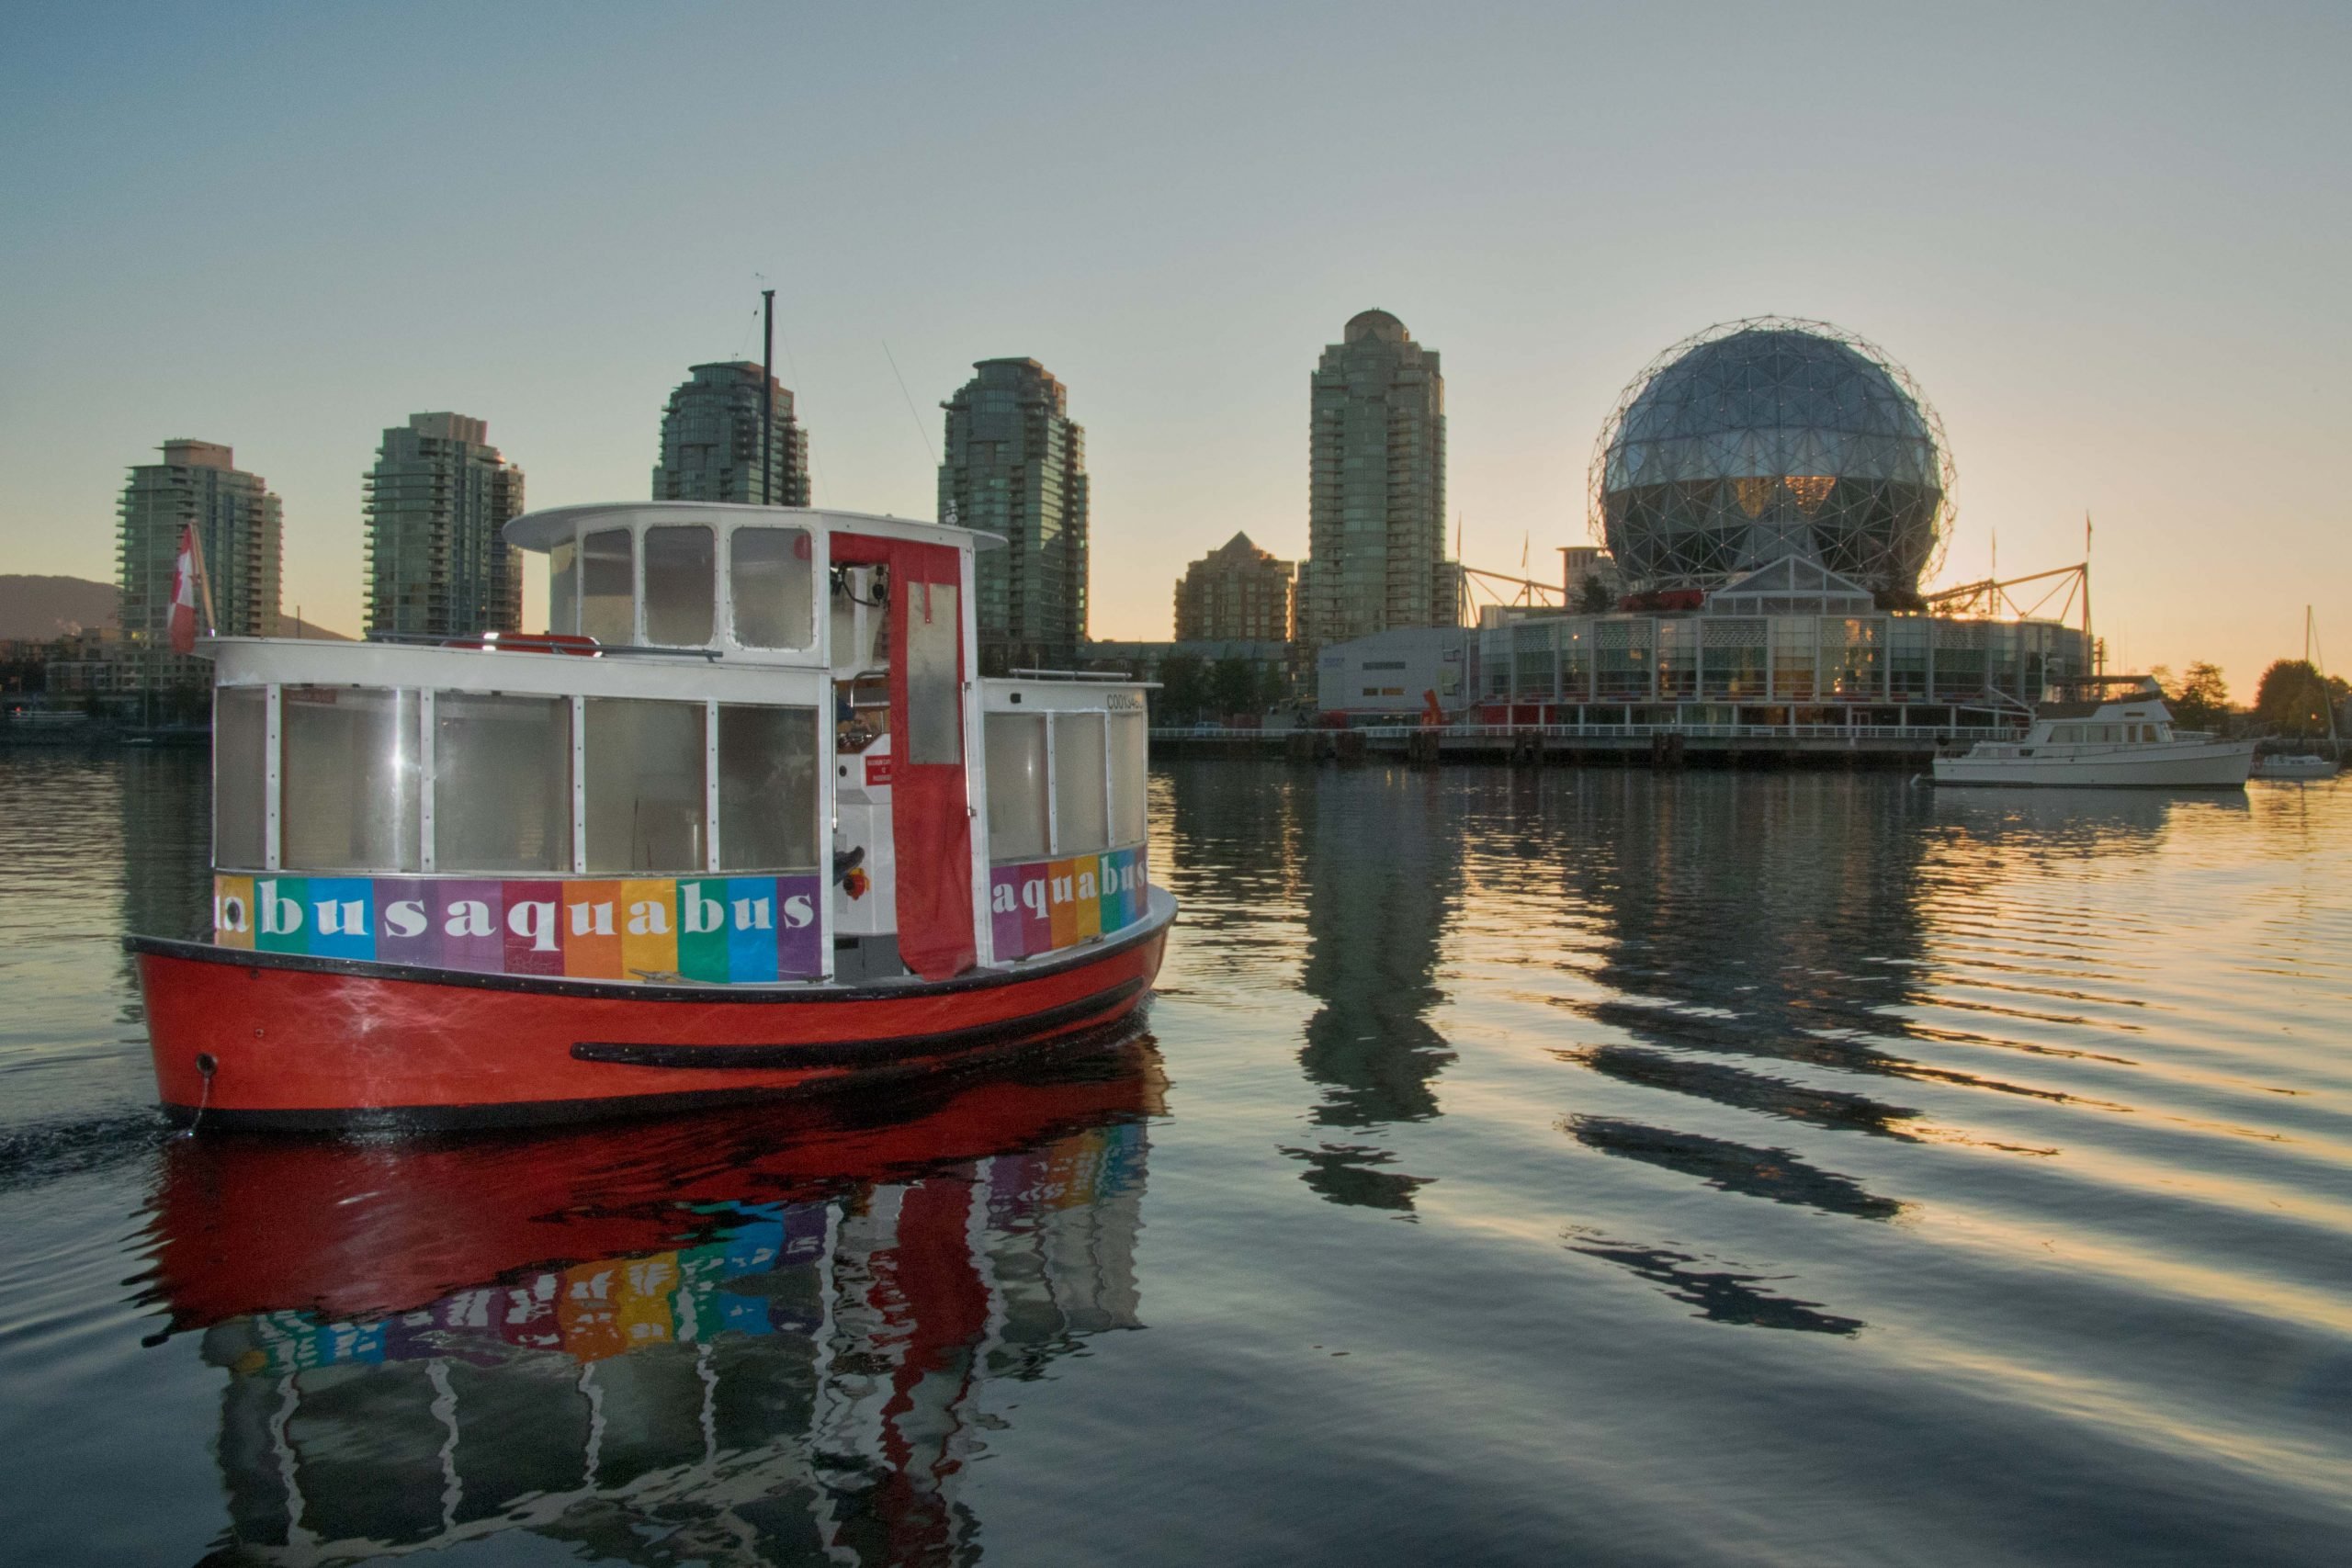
xmin=1588 ymin=318 xmax=1954 ymax=602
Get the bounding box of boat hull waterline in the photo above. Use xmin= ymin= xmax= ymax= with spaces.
xmin=1932 ymin=739 xmax=2256 ymax=788
xmin=131 ymin=889 xmax=1174 ymax=1130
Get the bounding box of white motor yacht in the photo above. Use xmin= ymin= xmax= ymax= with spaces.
xmin=1932 ymin=675 xmax=2254 ymax=788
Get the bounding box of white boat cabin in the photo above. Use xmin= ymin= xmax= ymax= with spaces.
xmin=1966 ymin=675 xmax=2190 ymax=761
xmin=200 ymin=503 xmax=1152 ymax=986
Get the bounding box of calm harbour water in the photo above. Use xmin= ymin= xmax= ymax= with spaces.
xmin=1 ymin=749 xmax=2348 ymax=1566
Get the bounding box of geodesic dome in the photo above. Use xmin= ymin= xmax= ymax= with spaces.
xmin=1589 ymin=318 xmax=1952 ymax=601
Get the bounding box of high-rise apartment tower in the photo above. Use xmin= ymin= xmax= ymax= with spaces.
xmin=1301 ymin=310 xmax=1452 ymax=649
xmin=939 ymin=359 xmax=1089 ymax=672
xmin=364 ymin=412 xmax=525 ymax=637
xmin=1174 ymin=532 xmax=1295 ymax=644
xmin=117 ymin=440 xmax=282 ymax=692
xmin=653 ymin=362 xmax=809 ymax=506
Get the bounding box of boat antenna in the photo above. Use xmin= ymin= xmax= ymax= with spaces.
xmin=881 ymin=340 xmax=937 ymax=468
xmin=761 ymin=288 xmax=776 ymax=506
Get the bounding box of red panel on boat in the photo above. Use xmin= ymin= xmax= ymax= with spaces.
xmin=834 ymin=534 xmax=976 ymax=980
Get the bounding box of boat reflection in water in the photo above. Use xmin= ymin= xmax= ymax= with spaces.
xmin=145 ymin=1033 xmax=1165 ymax=1565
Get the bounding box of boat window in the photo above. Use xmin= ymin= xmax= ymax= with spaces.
xmin=583 ymin=698 xmax=707 ymax=873
xmin=643 ymin=525 xmax=716 ymax=647
xmin=717 ymin=705 xmax=820 ymax=871
xmin=581 ymin=528 xmax=635 ymax=645
xmin=213 ymin=685 xmax=267 ymax=869
xmin=280 ymin=686 xmax=422 ymax=872
xmin=547 ymin=539 xmax=577 ymax=636
xmin=434 ymin=693 xmax=572 ymax=873
xmin=905 ymin=581 xmax=961 ymax=764
xmin=1109 ymin=710 xmax=1148 ymax=847
xmin=2052 ymin=723 xmax=2082 ymax=743
xmin=985 ymin=713 xmax=1049 ymax=860
xmin=1053 ymin=712 xmax=1108 ymax=855
xmin=729 ymin=527 xmax=814 ymax=649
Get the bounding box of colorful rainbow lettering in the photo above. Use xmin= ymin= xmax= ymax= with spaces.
xmin=987 ymin=845 xmax=1148 ymax=961
xmin=211 ymin=873 xmax=824 ymax=983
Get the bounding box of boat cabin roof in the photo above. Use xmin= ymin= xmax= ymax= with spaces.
xmin=504 ymin=502 xmax=1005 ymax=554
xmin=2033 ymin=672 xmax=2165 ymax=719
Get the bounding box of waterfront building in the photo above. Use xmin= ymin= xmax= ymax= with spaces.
xmin=1174 ymin=532 xmax=1295 ymax=644
xmin=1301 ymin=310 xmax=1452 ymax=650
xmin=118 ymin=440 xmax=282 ymax=693
xmin=940 ymin=358 xmax=1089 ymax=672
xmin=1467 ymin=573 xmax=2088 ymax=724
xmin=651 ymin=361 xmax=809 ymax=506
xmin=1316 ymin=626 xmax=1471 ymax=716
xmin=364 ymin=413 xmax=525 ymax=638
xmin=1316 ymin=317 xmax=2087 ymax=731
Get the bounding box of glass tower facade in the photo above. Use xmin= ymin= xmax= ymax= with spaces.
xmin=939 ymin=359 xmax=1089 ymax=673
xmin=117 ymin=440 xmax=282 ymax=693
xmin=651 ymin=361 xmax=809 ymax=508
xmin=1302 ymin=310 xmax=1452 ymax=650
xmin=363 ymin=412 xmax=526 ymax=637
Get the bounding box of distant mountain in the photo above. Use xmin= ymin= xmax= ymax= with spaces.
xmin=0 ymin=576 xmax=117 ymax=640
xmin=0 ymin=578 xmax=356 ymax=643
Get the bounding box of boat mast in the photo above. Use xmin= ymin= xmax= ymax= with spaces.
xmin=761 ymin=288 xmax=776 ymax=507
xmin=2313 ymin=605 xmax=2342 ymax=760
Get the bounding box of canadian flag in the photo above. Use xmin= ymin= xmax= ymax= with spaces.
xmin=168 ymin=524 xmax=200 ymax=655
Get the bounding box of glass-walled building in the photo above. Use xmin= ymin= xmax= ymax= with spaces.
xmin=1302 ymin=310 xmax=1452 ymax=649
xmin=118 ymin=439 xmax=283 ymax=696
xmin=363 ymin=413 xmax=525 ymax=638
xmin=652 ymin=361 xmax=810 ymax=508
xmin=940 ymin=358 xmax=1091 ymax=674
xmin=1467 ymin=559 xmax=2086 ymax=725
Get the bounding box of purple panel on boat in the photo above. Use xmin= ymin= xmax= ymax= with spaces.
xmin=432 ymin=880 xmax=506 ymax=974
xmin=776 ymin=874 xmax=823 ymax=978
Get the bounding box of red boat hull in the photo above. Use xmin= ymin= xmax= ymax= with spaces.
xmin=130 ymin=893 xmax=1173 ymax=1129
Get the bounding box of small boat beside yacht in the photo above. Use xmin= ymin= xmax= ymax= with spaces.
xmin=2249 ymin=608 xmax=2343 ymax=779
xmin=1931 ymin=674 xmax=2255 ymax=789
xmin=2250 ymin=751 xmax=2340 ymax=781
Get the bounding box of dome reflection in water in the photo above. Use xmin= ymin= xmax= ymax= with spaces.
xmin=145 ymin=1036 xmax=1164 ymax=1565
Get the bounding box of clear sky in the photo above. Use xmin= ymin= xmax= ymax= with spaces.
xmin=3 ymin=2 xmax=2346 ymax=690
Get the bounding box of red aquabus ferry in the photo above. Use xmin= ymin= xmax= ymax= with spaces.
xmin=128 ymin=502 xmax=1173 ymax=1129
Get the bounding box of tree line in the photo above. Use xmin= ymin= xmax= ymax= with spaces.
xmin=2152 ymin=660 xmax=2348 ymax=737
xmin=1150 ymin=653 xmax=1287 ymax=724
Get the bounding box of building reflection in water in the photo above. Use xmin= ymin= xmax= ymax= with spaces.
xmin=1286 ymin=772 xmax=1462 ymax=1214
xmin=1489 ymin=773 xmax=2219 ymax=1328
xmin=146 ymin=1039 xmax=1165 ymax=1565
xmin=1151 ymin=760 xmax=1460 ymax=1215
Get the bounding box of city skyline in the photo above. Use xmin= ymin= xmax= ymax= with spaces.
xmin=3 ymin=5 xmax=2346 ymax=689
